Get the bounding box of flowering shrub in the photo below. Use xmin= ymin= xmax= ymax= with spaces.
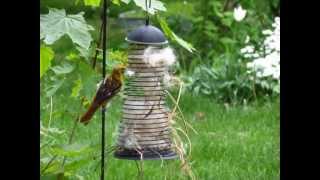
xmin=242 ymin=17 xmax=280 ymax=94
xmin=184 ymin=2 xmax=280 ymax=103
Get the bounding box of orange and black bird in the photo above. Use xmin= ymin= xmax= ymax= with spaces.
xmin=80 ymin=65 xmax=126 ymax=125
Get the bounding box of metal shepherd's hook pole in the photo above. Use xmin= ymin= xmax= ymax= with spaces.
xmin=101 ymin=0 xmax=107 ymax=179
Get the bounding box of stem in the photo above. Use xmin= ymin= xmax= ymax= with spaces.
xmin=41 ymin=155 xmax=58 ymax=175
xmin=134 ymin=161 xmax=140 ymax=180
xmin=92 ymin=21 xmax=104 ymax=69
xmin=223 ymin=0 xmax=232 ymax=11
xmin=40 ymin=96 xmax=55 ymax=175
xmin=252 ymin=74 xmax=257 ymax=102
xmin=48 ymin=96 xmax=53 ymax=128
xmin=139 ymin=160 xmax=144 ymax=180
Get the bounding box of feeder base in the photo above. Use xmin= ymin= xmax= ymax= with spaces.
xmin=114 ymin=148 xmax=177 ymax=160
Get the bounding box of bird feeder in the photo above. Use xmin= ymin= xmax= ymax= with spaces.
xmin=114 ymin=25 xmax=177 ymax=160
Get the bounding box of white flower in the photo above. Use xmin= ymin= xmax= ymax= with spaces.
xmin=233 ymin=5 xmax=247 ymax=22
xmin=241 ymin=45 xmax=255 ymax=54
xmin=243 ymin=17 xmax=280 ymax=82
xmin=245 ymin=35 xmax=250 ymax=44
xmin=252 ymin=53 xmax=260 ymax=58
xmin=262 ymin=30 xmax=273 ymax=35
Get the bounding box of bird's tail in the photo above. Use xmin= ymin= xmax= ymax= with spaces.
xmin=80 ymin=103 xmax=99 ymax=125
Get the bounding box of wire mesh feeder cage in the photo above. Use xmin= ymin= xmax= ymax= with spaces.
xmin=114 ymin=25 xmax=178 ymax=160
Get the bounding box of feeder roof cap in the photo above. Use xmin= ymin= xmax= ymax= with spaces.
xmin=126 ymin=25 xmax=168 ymax=45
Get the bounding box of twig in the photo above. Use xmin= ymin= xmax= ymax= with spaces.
xmin=223 ymin=0 xmax=232 ymax=12
xmin=165 ymin=88 xmax=188 ymax=134
xmin=92 ymin=20 xmax=104 ymax=69
xmin=133 ymin=149 xmax=144 ymax=180
xmin=134 ymin=160 xmax=141 ymax=180
xmin=41 ymin=155 xmax=58 ymax=175
xmin=40 ymin=96 xmax=55 ymax=175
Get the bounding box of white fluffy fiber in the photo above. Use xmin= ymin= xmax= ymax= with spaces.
xmin=143 ymin=47 xmax=176 ymax=67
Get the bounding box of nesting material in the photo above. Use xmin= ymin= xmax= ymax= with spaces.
xmin=143 ymin=47 xmax=176 ymax=67
xmin=115 ymin=44 xmax=177 ymax=160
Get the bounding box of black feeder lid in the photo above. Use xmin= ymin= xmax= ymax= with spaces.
xmin=126 ymin=25 xmax=168 ymax=45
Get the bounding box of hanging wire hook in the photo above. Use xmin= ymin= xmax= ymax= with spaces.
xmin=145 ymin=0 xmax=149 ymax=25
xmin=145 ymin=0 xmax=152 ymax=25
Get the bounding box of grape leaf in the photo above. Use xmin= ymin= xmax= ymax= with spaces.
xmin=40 ymin=8 xmax=94 ymax=49
xmin=134 ymin=0 xmax=166 ymax=14
xmin=122 ymin=0 xmax=166 ymax=14
xmin=51 ymin=62 xmax=74 ymax=74
xmin=78 ymin=61 xmax=99 ymax=98
xmin=45 ymin=78 xmax=65 ymax=97
xmin=40 ymin=45 xmax=54 ymax=78
xmin=76 ymin=45 xmax=94 ymax=63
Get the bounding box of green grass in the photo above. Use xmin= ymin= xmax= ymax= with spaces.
xmin=45 ymin=93 xmax=279 ymax=180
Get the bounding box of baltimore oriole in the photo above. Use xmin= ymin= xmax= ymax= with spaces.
xmin=80 ymin=65 xmax=126 ymax=125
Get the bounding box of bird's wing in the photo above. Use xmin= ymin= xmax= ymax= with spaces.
xmin=94 ymin=77 xmax=122 ymax=106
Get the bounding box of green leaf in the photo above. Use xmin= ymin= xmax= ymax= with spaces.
xmin=40 ymin=8 xmax=94 ymax=49
xmin=193 ymin=86 xmax=200 ymax=95
xmin=41 ymin=173 xmax=68 ymax=180
xmin=201 ymin=88 xmax=211 ymax=95
xmin=272 ymin=83 xmax=280 ymax=94
xmin=172 ymin=33 xmax=196 ymax=53
xmin=121 ymin=0 xmax=131 ymax=3
xmin=133 ymin=0 xmax=166 ymax=14
xmin=111 ymin=0 xmax=121 ymax=5
xmin=108 ymin=49 xmax=128 ymax=64
xmin=40 ymin=45 xmax=54 ymax=78
xmin=66 ymin=52 xmax=79 ymax=61
xmin=51 ymin=62 xmax=74 ymax=75
xmin=46 ymin=78 xmax=65 ymax=97
xmin=220 ymin=37 xmax=235 ymax=45
xmin=40 ymin=174 xmax=58 ymax=180
xmin=71 ymin=78 xmax=83 ymax=98
xmin=221 ymin=17 xmax=233 ymax=27
xmin=158 ymin=17 xmax=195 ymax=53
xmin=64 ymin=158 xmax=91 ymax=172
xmin=78 ymin=61 xmax=99 ymax=98
xmin=83 ymin=0 xmax=101 ymax=6
xmin=76 ymin=46 xmax=92 ymax=62
xmin=52 ymin=143 xmax=92 ymax=157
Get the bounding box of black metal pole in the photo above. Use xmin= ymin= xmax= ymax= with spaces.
xmin=101 ymin=0 xmax=107 ymax=179
xmin=145 ymin=0 xmax=149 ymax=25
